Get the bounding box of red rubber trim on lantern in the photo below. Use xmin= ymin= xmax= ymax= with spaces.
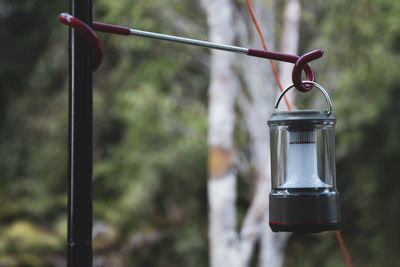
xmin=58 ymin=12 xmax=104 ymax=71
xmin=269 ymin=219 xmax=341 ymax=225
xmin=289 ymin=141 xmax=316 ymax=144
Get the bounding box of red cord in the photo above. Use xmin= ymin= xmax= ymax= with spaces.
xmin=335 ymin=230 xmax=354 ymax=267
xmin=245 ymin=0 xmax=291 ymax=110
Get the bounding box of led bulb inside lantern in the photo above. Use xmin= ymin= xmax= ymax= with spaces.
xmin=279 ymin=129 xmax=330 ymax=189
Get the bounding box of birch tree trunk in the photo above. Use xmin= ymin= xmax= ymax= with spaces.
xmin=200 ymin=0 xmax=241 ymax=266
xmin=235 ymin=1 xmax=291 ymax=266
xmin=259 ymin=1 xmax=300 ymax=265
xmin=237 ymin=1 xmax=301 ymax=266
xmin=202 ymin=0 xmax=301 ymax=266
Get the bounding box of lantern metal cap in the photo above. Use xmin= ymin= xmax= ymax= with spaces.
xmin=268 ymin=109 xmax=336 ymax=125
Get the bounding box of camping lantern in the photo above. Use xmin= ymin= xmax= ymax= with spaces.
xmin=268 ymin=82 xmax=340 ymax=233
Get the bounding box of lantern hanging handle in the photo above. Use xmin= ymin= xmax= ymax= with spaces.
xmin=275 ymin=81 xmax=333 ymax=115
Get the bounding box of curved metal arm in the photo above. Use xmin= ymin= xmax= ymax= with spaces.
xmin=58 ymin=12 xmax=324 ymax=90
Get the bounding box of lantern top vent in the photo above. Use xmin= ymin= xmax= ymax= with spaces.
xmin=268 ymin=110 xmax=335 ymax=125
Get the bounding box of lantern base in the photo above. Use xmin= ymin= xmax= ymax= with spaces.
xmin=269 ymin=188 xmax=340 ymax=233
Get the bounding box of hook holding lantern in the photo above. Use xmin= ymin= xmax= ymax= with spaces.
xmin=292 ymin=51 xmax=324 ymax=92
xmin=58 ymin=12 xmax=323 ymax=92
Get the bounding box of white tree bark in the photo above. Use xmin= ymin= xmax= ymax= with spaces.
xmin=239 ymin=1 xmax=301 ymax=266
xmin=202 ymin=0 xmax=301 ymax=266
xmin=235 ymin=2 xmax=291 ymax=267
xmin=200 ymin=0 xmax=242 ymax=266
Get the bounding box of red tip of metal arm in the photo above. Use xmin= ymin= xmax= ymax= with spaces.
xmin=58 ymin=12 xmax=104 ymax=71
xmin=92 ymin=22 xmax=131 ymax=36
xmin=247 ymin=48 xmax=322 ymax=92
xmin=292 ymin=49 xmax=324 ymax=92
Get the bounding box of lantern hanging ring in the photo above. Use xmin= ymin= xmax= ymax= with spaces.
xmin=58 ymin=12 xmax=323 ymax=92
xmin=275 ymin=81 xmax=333 ymax=115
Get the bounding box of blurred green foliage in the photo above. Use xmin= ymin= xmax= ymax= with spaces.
xmin=285 ymin=0 xmax=400 ymax=266
xmin=0 ymin=0 xmax=400 ymax=266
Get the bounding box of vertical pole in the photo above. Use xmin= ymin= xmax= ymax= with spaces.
xmin=68 ymin=0 xmax=93 ymax=266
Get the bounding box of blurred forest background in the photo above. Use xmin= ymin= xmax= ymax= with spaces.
xmin=1 ymin=0 xmax=400 ymax=266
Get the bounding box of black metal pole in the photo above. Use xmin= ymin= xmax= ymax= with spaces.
xmin=67 ymin=0 xmax=93 ymax=266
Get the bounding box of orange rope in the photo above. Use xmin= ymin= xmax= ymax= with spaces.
xmin=335 ymin=230 xmax=354 ymax=267
xmin=245 ymin=0 xmax=291 ymax=110
xmin=245 ymin=1 xmax=354 ymax=267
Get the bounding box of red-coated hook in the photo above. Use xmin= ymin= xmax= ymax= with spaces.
xmin=292 ymin=50 xmax=324 ymax=92
xmin=247 ymin=49 xmax=320 ymax=91
xmin=58 ymin=13 xmax=103 ymax=71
